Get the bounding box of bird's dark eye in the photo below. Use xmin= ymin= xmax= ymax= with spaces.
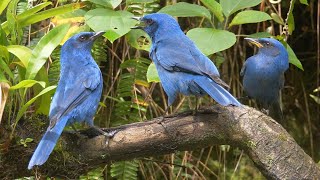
xmin=145 ymin=19 xmax=153 ymax=25
xmin=78 ymin=35 xmax=89 ymax=42
xmin=265 ymin=42 xmax=271 ymax=46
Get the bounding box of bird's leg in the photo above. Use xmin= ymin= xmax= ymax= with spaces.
xmin=71 ymin=124 xmax=82 ymax=138
xmin=91 ymin=126 xmax=118 ymax=145
xmin=193 ymin=97 xmax=199 ymax=115
xmin=157 ymin=106 xmax=170 ymax=124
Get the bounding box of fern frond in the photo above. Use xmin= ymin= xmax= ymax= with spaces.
xmin=110 ymin=161 xmax=139 ymax=180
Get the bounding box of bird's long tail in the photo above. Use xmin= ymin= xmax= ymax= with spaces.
xmin=194 ymin=77 xmax=242 ymax=106
xmin=28 ymin=117 xmax=68 ymax=169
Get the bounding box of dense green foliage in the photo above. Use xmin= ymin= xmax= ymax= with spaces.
xmin=0 ymin=0 xmax=319 ymax=179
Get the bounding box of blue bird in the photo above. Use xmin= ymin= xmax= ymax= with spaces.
xmin=132 ymin=13 xmax=241 ymax=115
xmin=28 ymin=31 xmax=108 ymax=169
xmin=241 ymin=38 xmax=289 ymax=121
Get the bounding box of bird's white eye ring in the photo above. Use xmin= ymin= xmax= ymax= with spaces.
xmin=266 ymin=42 xmax=271 ymax=46
xmin=79 ymin=35 xmax=88 ymax=41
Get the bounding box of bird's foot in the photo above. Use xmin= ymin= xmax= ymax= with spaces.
xmin=261 ymin=108 xmax=269 ymax=115
xmin=92 ymin=126 xmax=119 ymax=145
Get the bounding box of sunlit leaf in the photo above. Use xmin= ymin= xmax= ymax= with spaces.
xmin=126 ymin=29 xmax=151 ymax=51
xmin=25 ymin=24 xmax=70 ymax=80
xmin=271 ymin=12 xmax=284 ymax=25
xmin=229 ymin=10 xmax=271 ymax=27
xmin=220 ymin=0 xmax=261 ymax=17
xmin=13 ymin=86 xmax=56 ymax=130
xmin=0 ymin=0 xmax=11 ymax=15
xmin=299 ymin=0 xmax=308 ymax=5
xmin=310 ymin=94 xmax=320 ymax=104
xmin=187 ymin=28 xmax=236 ymax=56
xmin=85 ymin=8 xmax=137 ymax=43
xmin=159 ymin=2 xmax=211 ymax=20
xmin=146 ymin=63 xmax=160 ymax=83
xmin=88 ymin=0 xmax=122 ymax=9
xmin=10 ymin=80 xmax=45 ymax=90
xmin=200 ymin=0 xmax=224 ymax=22
xmin=17 ymin=2 xmax=52 ymax=20
xmin=7 ymin=45 xmax=32 ymax=68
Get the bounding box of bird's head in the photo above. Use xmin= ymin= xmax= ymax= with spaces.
xmin=245 ymin=38 xmax=287 ymax=57
xmin=131 ymin=13 xmax=181 ymax=38
xmin=62 ymin=31 xmax=105 ymax=51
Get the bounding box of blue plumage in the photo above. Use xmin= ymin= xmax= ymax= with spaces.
xmin=241 ymin=38 xmax=289 ymax=121
xmin=28 ymin=31 xmax=105 ymax=169
xmin=133 ymin=13 xmax=241 ymax=108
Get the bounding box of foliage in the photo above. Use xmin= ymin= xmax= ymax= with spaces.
xmin=0 ymin=0 xmax=318 ymax=179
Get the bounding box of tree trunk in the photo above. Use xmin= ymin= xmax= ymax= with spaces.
xmin=1 ymin=105 xmax=319 ymax=179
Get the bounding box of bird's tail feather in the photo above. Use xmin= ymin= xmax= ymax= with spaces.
xmin=28 ymin=117 xmax=68 ymax=169
xmin=194 ymin=77 xmax=241 ymax=106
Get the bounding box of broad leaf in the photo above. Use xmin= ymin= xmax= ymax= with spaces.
xmin=10 ymin=80 xmax=45 ymax=90
xmin=220 ymin=0 xmax=261 ymax=17
xmin=146 ymin=63 xmax=160 ymax=83
xmin=7 ymin=45 xmax=32 ymax=68
xmin=299 ymin=0 xmax=308 ymax=5
xmin=17 ymin=2 xmax=52 ymax=20
xmin=25 ymin=24 xmax=70 ymax=80
xmin=187 ymin=28 xmax=236 ymax=56
xmin=229 ymin=10 xmax=271 ymax=27
xmin=0 ymin=0 xmax=11 ymax=15
xmin=85 ymin=9 xmax=137 ymax=43
xmin=159 ymin=2 xmax=211 ymax=20
xmin=88 ymin=0 xmax=122 ymax=9
xmin=286 ymin=43 xmax=303 ymax=70
xmin=126 ymin=29 xmax=151 ymax=51
xmin=200 ymin=0 xmax=224 ymax=22
xmin=271 ymin=12 xmax=284 ymax=25
xmin=0 ymin=58 xmax=13 ymax=79
xmin=14 ymin=86 xmax=56 ymax=129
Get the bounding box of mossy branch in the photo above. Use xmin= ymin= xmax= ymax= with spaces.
xmin=1 ymin=105 xmax=319 ymax=179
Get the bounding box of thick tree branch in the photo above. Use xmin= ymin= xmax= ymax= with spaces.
xmin=1 ymin=105 xmax=319 ymax=179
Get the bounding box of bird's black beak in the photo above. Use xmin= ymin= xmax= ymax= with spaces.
xmin=90 ymin=31 xmax=105 ymax=41
xmin=131 ymin=17 xmax=144 ymax=29
xmin=244 ymin=38 xmax=264 ymax=48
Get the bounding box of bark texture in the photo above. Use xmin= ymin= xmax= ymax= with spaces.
xmin=1 ymin=105 xmax=319 ymax=179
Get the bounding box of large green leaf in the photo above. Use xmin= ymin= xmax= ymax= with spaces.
xmin=220 ymin=0 xmax=261 ymax=17
xmin=88 ymin=0 xmax=122 ymax=9
xmin=17 ymin=2 xmax=52 ymax=20
xmin=286 ymin=43 xmax=303 ymax=70
xmin=187 ymin=28 xmax=236 ymax=56
xmin=229 ymin=10 xmax=271 ymax=27
xmin=7 ymin=45 xmax=32 ymax=68
xmin=85 ymin=9 xmax=137 ymax=43
xmin=200 ymin=0 xmax=224 ymax=22
xmin=126 ymin=29 xmax=151 ymax=51
xmin=13 ymin=85 xmax=56 ymax=132
xmin=1 ymin=3 xmax=84 ymax=32
xmin=10 ymin=80 xmax=45 ymax=90
xmin=0 ymin=0 xmax=11 ymax=15
xmin=159 ymin=2 xmax=211 ymax=20
xmin=146 ymin=63 xmax=160 ymax=83
xmin=25 ymin=24 xmax=70 ymax=80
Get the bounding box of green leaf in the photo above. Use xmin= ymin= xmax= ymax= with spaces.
xmin=200 ymin=0 xmax=224 ymax=22
xmin=17 ymin=2 xmax=52 ymax=20
xmin=286 ymin=43 xmax=303 ymax=70
xmin=270 ymin=12 xmax=284 ymax=25
xmin=0 ymin=58 xmax=13 ymax=79
xmin=88 ymin=0 xmax=122 ymax=9
xmin=0 ymin=0 xmax=11 ymax=15
xmin=111 ymin=161 xmax=139 ymax=180
xmin=299 ymin=0 xmax=308 ymax=5
xmin=126 ymin=29 xmax=151 ymax=51
xmin=287 ymin=0 xmax=296 ymax=35
xmin=85 ymin=9 xmax=137 ymax=43
xmin=220 ymin=0 xmax=262 ymax=17
xmin=146 ymin=63 xmax=160 ymax=83
xmin=25 ymin=24 xmax=70 ymax=80
xmin=248 ymin=32 xmax=272 ymax=38
xmin=1 ymin=3 xmax=84 ymax=32
xmin=10 ymin=80 xmax=46 ymax=90
xmin=187 ymin=28 xmax=236 ymax=56
xmin=7 ymin=45 xmax=32 ymax=68
xmin=14 ymin=85 xmax=56 ymax=129
xmin=229 ymin=10 xmax=271 ymax=27
xmin=158 ymin=2 xmax=211 ymax=20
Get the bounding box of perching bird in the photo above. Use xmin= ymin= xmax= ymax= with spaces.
xmin=241 ymin=38 xmax=289 ymax=121
xmin=132 ymin=13 xmax=241 ymax=115
xmin=28 ymin=31 xmax=108 ymax=169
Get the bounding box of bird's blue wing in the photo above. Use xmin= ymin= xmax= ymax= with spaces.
xmin=153 ymin=38 xmax=228 ymax=88
xmin=49 ymin=66 xmax=102 ymax=128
